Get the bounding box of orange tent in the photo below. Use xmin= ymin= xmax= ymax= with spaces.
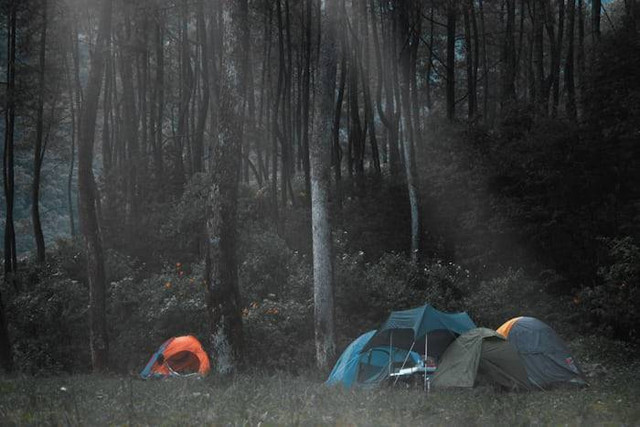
xmin=140 ymin=335 xmax=210 ymax=379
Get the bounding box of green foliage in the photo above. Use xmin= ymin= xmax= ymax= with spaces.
xmin=108 ymin=261 xmax=208 ymax=372
xmin=578 ymin=237 xmax=640 ymax=340
xmin=4 ymin=261 xmax=89 ymax=374
xmin=335 ymin=251 xmax=471 ymax=336
xmin=460 ymin=269 xmax=561 ymax=329
xmin=243 ymin=299 xmax=315 ymax=371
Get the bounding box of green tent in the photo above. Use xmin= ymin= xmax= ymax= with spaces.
xmin=432 ymin=328 xmax=531 ymax=390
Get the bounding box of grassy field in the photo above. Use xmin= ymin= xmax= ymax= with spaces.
xmin=1 ymin=337 xmax=639 ymax=425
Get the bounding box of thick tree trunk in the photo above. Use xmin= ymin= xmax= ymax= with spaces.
xmin=592 ymin=0 xmax=601 ymax=42
xmin=78 ymin=0 xmax=112 ymax=372
xmin=205 ymin=0 xmax=245 ymax=373
xmin=311 ymin=0 xmax=337 ymax=371
xmin=32 ymin=0 xmax=48 ymax=263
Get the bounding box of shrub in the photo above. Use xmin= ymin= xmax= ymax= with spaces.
xmin=108 ymin=261 xmax=208 ymax=372
xmin=335 ymin=252 xmax=471 ymax=338
xmin=578 ymin=237 xmax=640 ymax=341
xmin=460 ymin=268 xmax=560 ymax=329
xmin=4 ymin=263 xmax=90 ymax=374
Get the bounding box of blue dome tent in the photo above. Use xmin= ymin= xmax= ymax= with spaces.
xmin=327 ymin=304 xmax=476 ymax=389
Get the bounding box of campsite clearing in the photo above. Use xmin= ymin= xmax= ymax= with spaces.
xmin=1 ymin=342 xmax=638 ymax=425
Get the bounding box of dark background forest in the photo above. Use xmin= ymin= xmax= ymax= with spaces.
xmin=1 ymin=0 xmax=639 ymax=377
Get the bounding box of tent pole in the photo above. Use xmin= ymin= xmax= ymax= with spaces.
xmin=389 ymin=331 xmax=393 ymax=376
xmin=393 ymin=340 xmax=416 ymax=386
xmin=424 ymin=333 xmax=428 ymax=392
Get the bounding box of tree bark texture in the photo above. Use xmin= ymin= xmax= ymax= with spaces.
xmin=77 ymin=0 xmax=112 ymax=372
xmin=310 ymin=0 xmax=338 ymax=371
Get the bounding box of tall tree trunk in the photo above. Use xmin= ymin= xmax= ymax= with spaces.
xmin=464 ymin=0 xmax=477 ymax=119
xmin=550 ymin=0 xmax=564 ymax=118
xmin=1 ymin=1 xmax=17 ymax=372
xmin=592 ymin=0 xmax=601 ymax=42
xmin=311 ymin=0 xmax=337 ymax=371
xmin=301 ymin=0 xmax=313 ymax=200
xmin=501 ymin=0 xmax=517 ymax=109
xmin=564 ymin=0 xmax=577 ymax=120
xmin=205 ymin=0 xmax=245 ymax=373
xmin=399 ymin=1 xmax=421 ymax=262
xmin=32 ymin=0 xmax=48 ymax=263
xmin=533 ymin=0 xmax=546 ymax=116
xmin=78 ymin=0 xmax=112 ymax=372
xmin=194 ymin=0 xmax=210 ymax=175
xmin=3 ymin=0 xmax=18 ymax=282
xmin=479 ymin=0 xmax=490 ymax=124
xmin=370 ymin=0 xmax=400 ymax=176
xmin=65 ymin=46 xmax=77 ymax=237
xmin=446 ymin=2 xmax=457 ymax=121
xmin=333 ymin=53 xmax=347 ymax=208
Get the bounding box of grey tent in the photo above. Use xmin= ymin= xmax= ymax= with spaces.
xmin=497 ymin=317 xmax=586 ymax=389
xmin=432 ymin=327 xmax=531 ymax=390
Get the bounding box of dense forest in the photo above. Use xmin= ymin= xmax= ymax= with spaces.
xmin=1 ymin=0 xmax=639 ymax=379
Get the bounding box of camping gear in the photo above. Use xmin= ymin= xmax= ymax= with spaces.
xmin=431 ymin=327 xmax=531 ymax=390
xmin=362 ymin=304 xmax=476 ymax=389
xmin=140 ymin=335 xmax=210 ymax=379
xmin=497 ymin=317 xmax=586 ymax=389
xmin=326 ymin=330 xmax=426 ymax=388
xmin=362 ymin=304 xmax=476 ymax=355
xmin=327 ymin=304 xmax=476 ymax=389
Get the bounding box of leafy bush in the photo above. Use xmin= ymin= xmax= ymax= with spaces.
xmin=243 ymin=298 xmax=315 ymax=371
xmin=335 ymin=251 xmax=471 ymax=337
xmin=109 ymin=261 xmax=208 ymax=372
xmin=578 ymin=237 xmax=640 ymax=341
xmin=4 ymin=262 xmax=90 ymax=374
xmin=460 ymin=268 xmax=561 ymax=329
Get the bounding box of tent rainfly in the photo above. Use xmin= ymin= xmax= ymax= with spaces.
xmin=497 ymin=317 xmax=586 ymax=389
xmin=432 ymin=327 xmax=532 ymax=390
xmin=140 ymin=335 xmax=210 ymax=379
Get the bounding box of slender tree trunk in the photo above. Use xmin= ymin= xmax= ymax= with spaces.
xmin=446 ymin=2 xmax=456 ymax=121
xmin=65 ymin=47 xmax=77 ymax=237
xmin=194 ymin=0 xmax=210 ymax=175
xmin=479 ymin=0 xmax=490 ymax=124
xmin=333 ymin=53 xmax=347 ymax=208
xmin=501 ymin=0 xmax=517 ymax=109
xmin=301 ymin=0 xmax=313 ymax=200
xmin=565 ymin=0 xmax=577 ymax=120
xmin=32 ymin=0 xmax=48 ymax=263
xmin=551 ymin=0 xmax=565 ymax=118
xmin=1 ymin=1 xmax=17 ymax=371
xmin=311 ymin=0 xmax=338 ymax=371
xmin=399 ymin=1 xmax=421 ymax=262
xmin=464 ymin=0 xmax=477 ymax=119
xmin=3 ymin=0 xmax=18 ymax=282
xmin=78 ymin=0 xmax=112 ymax=372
